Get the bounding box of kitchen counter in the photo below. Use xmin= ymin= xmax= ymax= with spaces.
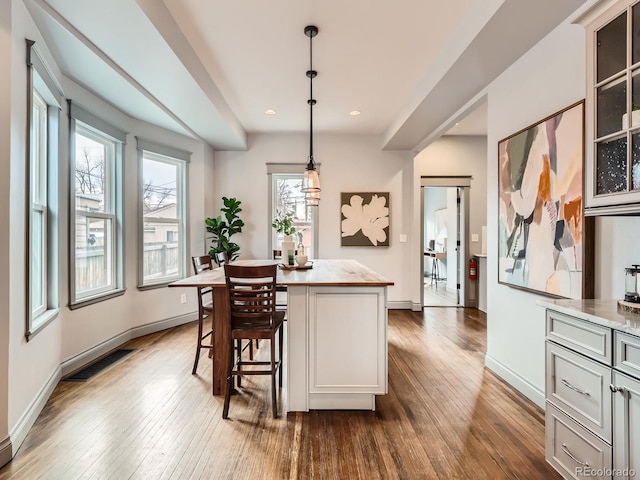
xmin=170 ymin=259 xmax=394 ymax=411
xmin=538 ymin=298 xmax=640 ymax=337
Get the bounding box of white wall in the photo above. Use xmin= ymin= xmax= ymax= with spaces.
xmin=485 ymin=20 xmax=587 ymax=407
xmin=214 ymin=132 xmax=414 ymax=307
xmin=7 ymin=0 xmax=63 ymax=451
xmin=2 ymin=2 xmax=216 ymax=460
xmin=413 ymin=136 xmax=487 ymax=307
xmin=0 ymin=0 xmax=13 ymax=463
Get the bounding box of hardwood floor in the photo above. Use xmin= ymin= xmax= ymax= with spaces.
xmin=0 ymin=309 xmax=558 ymax=480
xmin=424 ymin=280 xmax=458 ymax=306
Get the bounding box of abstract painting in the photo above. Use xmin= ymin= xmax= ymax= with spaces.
xmin=341 ymin=192 xmax=390 ymax=246
xmin=498 ymin=101 xmax=584 ymax=298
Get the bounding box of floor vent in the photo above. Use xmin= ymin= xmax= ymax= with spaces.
xmin=64 ymin=349 xmax=135 ymax=382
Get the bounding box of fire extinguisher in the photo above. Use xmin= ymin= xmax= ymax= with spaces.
xmin=469 ymin=257 xmax=477 ymax=280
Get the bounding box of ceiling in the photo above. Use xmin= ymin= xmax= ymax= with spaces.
xmin=25 ymin=0 xmax=589 ymax=151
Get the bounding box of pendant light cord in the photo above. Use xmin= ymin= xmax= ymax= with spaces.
xmin=307 ymin=27 xmax=316 ymax=170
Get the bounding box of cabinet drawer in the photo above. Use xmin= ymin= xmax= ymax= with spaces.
xmin=547 ymin=310 xmax=612 ymax=364
xmin=546 ymin=342 xmax=612 ymax=442
xmin=614 ymin=332 xmax=640 ymax=380
xmin=546 ymin=402 xmax=612 ymax=480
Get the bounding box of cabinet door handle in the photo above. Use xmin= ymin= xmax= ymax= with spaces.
xmin=561 ymin=379 xmax=590 ymax=397
xmin=610 ymin=384 xmax=626 ymax=394
xmin=561 ymin=443 xmax=589 ymax=467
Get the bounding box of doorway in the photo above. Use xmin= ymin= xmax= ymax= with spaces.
xmin=420 ymin=176 xmax=471 ymax=308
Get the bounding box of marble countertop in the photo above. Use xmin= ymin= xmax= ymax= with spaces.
xmin=538 ymin=298 xmax=640 ymax=337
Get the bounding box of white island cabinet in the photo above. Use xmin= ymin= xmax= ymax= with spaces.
xmin=284 ymin=260 xmax=393 ymax=412
xmin=540 ymin=299 xmax=640 ymax=479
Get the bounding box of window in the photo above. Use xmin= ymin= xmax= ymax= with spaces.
xmin=30 ymin=91 xmax=48 ymax=318
xmin=69 ymin=101 xmax=126 ymax=306
xmin=268 ymin=164 xmax=318 ymax=258
xmin=137 ymin=138 xmax=189 ymax=288
xmin=26 ymin=40 xmax=63 ymax=338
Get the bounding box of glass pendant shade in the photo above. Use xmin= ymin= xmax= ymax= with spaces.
xmin=305 ymin=190 xmax=320 ymax=206
xmin=301 ymin=169 xmax=321 ymax=194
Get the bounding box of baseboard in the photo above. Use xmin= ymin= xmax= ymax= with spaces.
xmin=9 ymin=366 xmax=61 ymax=458
xmin=61 ymin=311 xmax=197 ymax=377
xmin=129 ymin=312 xmax=196 ymax=338
xmin=387 ymin=301 xmax=413 ymax=310
xmin=484 ymin=354 xmax=545 ymax=409
xmin=0 ymin=436 xmax=11 ymax=469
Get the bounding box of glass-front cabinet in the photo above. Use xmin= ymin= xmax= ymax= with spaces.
xmin=585 ymin=0 xmax=640 ymax=213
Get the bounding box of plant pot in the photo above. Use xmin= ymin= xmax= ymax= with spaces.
xmin=282 ymin=237 xmax=296 ymax=265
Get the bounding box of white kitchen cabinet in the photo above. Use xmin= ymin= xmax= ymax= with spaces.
xmin=582 ymin=0 xmax=640 ymax=214
xmin=541 ymin=299 xmax=640 ymax=479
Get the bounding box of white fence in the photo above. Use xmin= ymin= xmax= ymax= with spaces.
xmin=75 ymin=243 xmax=179 ymax=290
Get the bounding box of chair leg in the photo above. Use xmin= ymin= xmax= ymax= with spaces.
xmin=271 ymin=333 xmax=278 ymax=418
xmin=249 ymin=339 xmax=254 ymax=360
xmin=222 ymin=339 xmax=234 ymax=419
xmin=235 ymin=339 xmax=242 ymax=388
xmin=278 ymin=326 xmax=284 ymax=388
xmin=192 ymin=312 xmax=204 ymax=375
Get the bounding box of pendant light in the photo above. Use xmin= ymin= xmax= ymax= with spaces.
xmin=302 ymin=25 xmax=320 ymax=206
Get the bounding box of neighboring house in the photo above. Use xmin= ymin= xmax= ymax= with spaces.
xmin=143 ymin=204 xmax=179 ymax=245
xmin=75 ymin=193 xmax=103 ymax=248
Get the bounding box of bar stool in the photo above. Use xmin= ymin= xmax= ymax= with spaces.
xmin=191 ymin=255 xmax=215 ymax=374
xmin=215 ymin=250 xmax=257 ymax=361
xmin=222 ymin=263 xmax=285 ymax=418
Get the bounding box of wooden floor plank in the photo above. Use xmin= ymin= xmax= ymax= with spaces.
xmin=0 ymin=308 xmax=559 ymax=480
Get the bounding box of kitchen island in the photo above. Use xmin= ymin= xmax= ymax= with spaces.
xmin=169 ymin=259 xmax=394 ymax=412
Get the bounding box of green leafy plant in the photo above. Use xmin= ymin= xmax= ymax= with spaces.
xmin=206 ymin=196 xmax=245 ymax=261
xmin=271 ymin=210 xmax=296 ymax=237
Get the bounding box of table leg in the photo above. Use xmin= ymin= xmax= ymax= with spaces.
xmin=212 ymin=288 xmax=230 ymax=395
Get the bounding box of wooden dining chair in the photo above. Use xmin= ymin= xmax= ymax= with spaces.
xmin=215 ymin=250 xmax=257 ymax=361
xmin=222 ymin=263 xmax=285 ymax=418
xmin=214 ymin=251 xmax=229 ymax=266
xmin=191 ymin=255 xmax=215 ymax=374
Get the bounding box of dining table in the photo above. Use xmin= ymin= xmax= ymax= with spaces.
xmin=169 ymin=258 xmax=394 ymax=412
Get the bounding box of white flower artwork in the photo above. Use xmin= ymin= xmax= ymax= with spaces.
xmin=340 ymin=192 xmax=390 ymax=246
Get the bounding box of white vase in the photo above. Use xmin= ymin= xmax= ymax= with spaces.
xmin=282 ymin=236 xmax=295 ymax=265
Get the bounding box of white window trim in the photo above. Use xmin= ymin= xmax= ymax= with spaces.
xmin=68 ymin=109 xmax=126 ymax=308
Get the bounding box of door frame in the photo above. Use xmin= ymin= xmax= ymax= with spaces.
xmin=420 ymin=176 xmax=471 ymax=308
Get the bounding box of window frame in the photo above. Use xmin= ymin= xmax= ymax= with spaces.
xmin=26 ymin=40 xmax=63 ymax=339
xmin=68 ymin=102 xmax=127 ymax=308
xmin=267 ymin=163 xmax=319 ymax=258
xmin=137 ymin=138 xmax=190 ymax=289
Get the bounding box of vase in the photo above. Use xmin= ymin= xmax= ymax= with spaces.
xmin=282 ymin=235 xmax=295 ymax=265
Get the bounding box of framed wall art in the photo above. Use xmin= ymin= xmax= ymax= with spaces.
xmin=341 ymin=192 xmax=389 ymax=247
xmin=498 ymin=100 xmax=586 ymax=298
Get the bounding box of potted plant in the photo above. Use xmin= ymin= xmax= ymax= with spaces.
xmin=206 ymin=196 xmax=244 ymax=261
xmin=272 ymin=210 xmax=296 ymax=240
xmin=272 ymin=210 xmax=298 ymax=264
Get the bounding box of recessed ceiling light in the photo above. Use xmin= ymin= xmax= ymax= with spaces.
xmin=265 ymin=109 xmax=276 ymax=115
xmin=350 ymin=110 xmax=361 ymax=116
